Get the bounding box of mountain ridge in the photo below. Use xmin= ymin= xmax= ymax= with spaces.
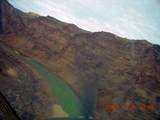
xmin=0 ymin=0 xmax=160 ymax=120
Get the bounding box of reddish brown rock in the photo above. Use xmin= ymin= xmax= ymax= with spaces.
xmin=0 ymin=0 xmax=160 ymax=119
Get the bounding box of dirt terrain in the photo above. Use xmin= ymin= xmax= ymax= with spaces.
xmin=0 ymin=0 xmax=160 ymax=119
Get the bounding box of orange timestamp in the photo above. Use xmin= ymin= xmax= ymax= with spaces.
xmin=106 ymin=104 xmax=154 ymax=111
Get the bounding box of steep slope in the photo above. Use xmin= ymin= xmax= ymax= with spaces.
xmin=0 ymin=0 xmax=160 ymax=119
xmin=0 ymin=48 xmax=55 ymax=120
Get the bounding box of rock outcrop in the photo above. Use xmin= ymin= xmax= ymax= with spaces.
xmin=0 ymin=0 xmax=160 ymax=119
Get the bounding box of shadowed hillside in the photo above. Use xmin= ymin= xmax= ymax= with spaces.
xmin=0 ymin=0 xmax=160 ymax=119
xmin=0 ymin=47 xmax=55 ymax=120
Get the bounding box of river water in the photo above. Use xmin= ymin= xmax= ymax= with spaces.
xmin=0 ymin=42 xmax=84 ymax=118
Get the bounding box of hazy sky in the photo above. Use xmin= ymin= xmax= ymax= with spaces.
xmin=8 ymin=0 xmax=160 ymax=44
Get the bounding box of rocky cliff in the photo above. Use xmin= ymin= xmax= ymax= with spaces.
xmin=0 ymin=0 xmax=160 ymax=119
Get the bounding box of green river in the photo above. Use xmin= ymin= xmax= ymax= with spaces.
xmin=0 ymin=42 xmax=84 ymax=118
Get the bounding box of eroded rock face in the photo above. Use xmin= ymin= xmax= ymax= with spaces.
xmin=0 ymin=49 xmax=55 ymax=120
xmin=0 ymin=0 xmax=160 ymax=119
